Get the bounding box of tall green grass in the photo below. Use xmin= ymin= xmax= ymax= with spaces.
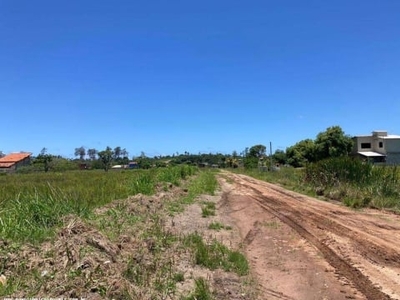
xmin=237 ymin=157 xmax=400 ymax=210
xmin=303 ymin=157 xmax=400 ymax=209
xmin=0 ymin=166 xmax=197 ymax=243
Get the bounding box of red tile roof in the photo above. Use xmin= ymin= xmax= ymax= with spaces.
xmin=0 ymin=162 xmax=15 ymax=168
xmin=0 ymin=152 xmax=31 ymax=163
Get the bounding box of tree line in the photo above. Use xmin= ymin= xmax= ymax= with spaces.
xmin=5 ymin=125 xmax=353 ymax=173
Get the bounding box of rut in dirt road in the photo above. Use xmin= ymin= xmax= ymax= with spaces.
xmin=226 ymin=173 xmax=400 ymax=300
xmin=242 ymin=178 xmax=400 ymax=268
xmin=251 ymin=196 xmax=390 ymax=300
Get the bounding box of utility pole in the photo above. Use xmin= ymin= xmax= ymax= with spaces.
xmin=270 ymin=141 xmax=273 ymax=171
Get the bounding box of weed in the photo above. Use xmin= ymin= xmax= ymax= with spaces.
xmin=201 ymin=202 xmax=216 ymax=218
xmin=183 ymin=277 xmax=213 ymax=300
xmin=208 ymin=222 xmax=225 ymax=230
xmin=174 ymin=272 xmax=185 ymax=282
xmin=184 ymin=233 xmax=249 ymax=276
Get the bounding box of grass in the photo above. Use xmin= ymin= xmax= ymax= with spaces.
xmin=0 ymin=167 xmax=253 ymax=299
xmin=183 ymin=278 xmax=213 ymax=300
xmin=208 ymin=222 xmax=232 ymax=231
xmin=168 ymin=170 xmax=218 ymax=215
xmin=0 ymin=166 xmax=197 ymax=243
xmin=184 ymin=233 xmax=249 ymax=276
xmin=303 ymin=157 xmax=400 ymax=209
xmin=236 ymin=167 xmax=304 ymax=192
xmin=201 ymin=201 xmax=216 ymax=217
xmin=238 ymin=157 xmax=400 ymax=210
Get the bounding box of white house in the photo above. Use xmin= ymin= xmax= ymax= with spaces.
xmin=352 ymin=131 xmax=400 ymax=165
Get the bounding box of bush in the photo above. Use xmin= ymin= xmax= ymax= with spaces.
xmin=303 ymin=157 xmax=400 ymax=208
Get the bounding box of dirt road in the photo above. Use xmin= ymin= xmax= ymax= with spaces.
xmin=219 ymin=172 xmax=400 ymax=300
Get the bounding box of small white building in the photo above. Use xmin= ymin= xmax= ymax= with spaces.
xmin=352 ymin=131 xmax=400 ymax=165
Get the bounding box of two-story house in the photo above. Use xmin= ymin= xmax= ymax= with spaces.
xmin=352 ymin=131 xmax=400 ymax=165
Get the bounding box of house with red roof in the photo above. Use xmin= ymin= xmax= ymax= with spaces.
xmin=0 ymin=152 xmax=32 ymax=173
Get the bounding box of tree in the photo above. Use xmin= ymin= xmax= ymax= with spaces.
xmin=314 ymin=126 xmax=353 ymax=160
xmin=97 ymin=147 xmax=114 ymax=172
xmin=272 ymin=149 xmax=287 ymax=165
xmin=87 ymin=148 xmax=98 ymax=160
xmin=0 ymin=151 xmax=4 ymax=158
xmin=286 ymin=139 xmax=316 ymax=167
xmin=35 ymin=147 xmax=53 ymax=172
xmin=121 ymin=148 xmax=128 ymax=159
xmin=137 ymin=152 xmax=151 ymax=169
xmin=114 ymin=146 xmax=121 ymax=159
xmin=248 ymin=144 xmax=267 ymax=158
xmin=74 ymin=146 xmax=86 ymax=160
xmin=232 ymin=150 xmax=238 ymax=158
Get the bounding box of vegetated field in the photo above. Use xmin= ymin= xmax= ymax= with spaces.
xmin=0 ymin=166 xmax=196 ymax=242
xmin=0 ymin=166 xmax=253 ymax=299
xmin=240 ymin=157 xmax=400 ymax=211
xmin=4 ymin=158 xmax=400 ymax=299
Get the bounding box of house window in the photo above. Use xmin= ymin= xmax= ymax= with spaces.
xmin=361 ymin=143 xmax=371 ymax=149
xmin=379 ymin=142 xmax=383 ymax=148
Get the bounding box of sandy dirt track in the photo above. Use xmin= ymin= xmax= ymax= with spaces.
xmin=219 ymin=172 xmax=400 ymax=300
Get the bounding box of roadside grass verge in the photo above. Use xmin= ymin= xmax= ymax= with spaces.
xmin=0 ymin=166 xmax=197 ymax=243
xmin=303 ymin=157 xmax=400 ymax=209
xmin=237 ymin=157 xmax=400 ymax=210
xmin=0 ymin=167 xmax=252 ymax=299
xmin=167 ymin=170 xmax=218 ymax=215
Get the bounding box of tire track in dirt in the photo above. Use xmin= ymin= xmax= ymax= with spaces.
xmin=240 ymin=179 xmax=400 ymax=268
xmin=228 ymin=173 xmax=396 ymax=300
xmin=251 ymin=195 xmax=390 ymax=300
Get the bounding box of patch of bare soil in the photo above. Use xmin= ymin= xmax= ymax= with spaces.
xmin=1 ymin=182 xmax=256 ymax=299
xmin=220 ymin=172 xmax=400 ymax=300
xmin=165 ymin=192 xmax=258 ymax=300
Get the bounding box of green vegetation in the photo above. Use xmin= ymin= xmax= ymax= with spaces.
xmin=97 ymin=146 xmax=114 ymax=171
xmin=286 ymin=126 xmax=353 ymax=167
xmin=303 ymin=157 xmax=400 ymax=209
xmin=0 ymin=167 xmax=252 ymax=298
xmin=183 ymin=278 xmax=213 ymax=300
xmin=238 ymin=167 xmax=303 ymax=192
xmin=184 ymin=233 xmax=249 ymax=276
xmin=168 ymin=170 xmax=218 ymax=215
xmin=240 ymin=157 xmax=400 ymax=210
xmin=208 ymin=222 xmax=232 ymax=231
xmin=236 ymin=125 xmax=400 ymax=210
xmin=0 ymin=166 xmax=197 ymax=243
xmin=201 ymin=202 xmax=216 ymax=217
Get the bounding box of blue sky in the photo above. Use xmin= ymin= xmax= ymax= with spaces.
xmin=1 ymin=1 xmax=400 ymax=158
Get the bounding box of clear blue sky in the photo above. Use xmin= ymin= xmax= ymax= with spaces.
xmin=1 ymin=1 xmax=399 ymax=158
